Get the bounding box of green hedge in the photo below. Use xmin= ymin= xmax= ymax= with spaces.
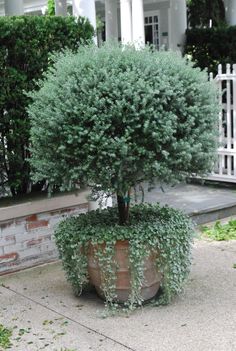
xmin=0 ymin=16 xmax=94 ymax=197
xmin=185 ymin=27 xmax=236 ymax=74
xmin=187 ymin=0 xmax=226 ymax=29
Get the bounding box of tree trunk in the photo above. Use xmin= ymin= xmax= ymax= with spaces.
xmin=117 ymin=194 xmax=129 ymax=225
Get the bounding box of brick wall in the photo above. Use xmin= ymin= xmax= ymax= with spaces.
xmin=0 ymin=198 xmax=89 ymax=275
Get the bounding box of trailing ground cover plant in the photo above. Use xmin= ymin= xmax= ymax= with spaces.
xmin=55 ymin=204 xmax=194 ymax=310
xmin=28 ymin=44 xmax=218 ymax=311
xmin=0 ymin=324 xmax=12 ymax=349
xmin=202 ymin=219 xmax=236 ymax=241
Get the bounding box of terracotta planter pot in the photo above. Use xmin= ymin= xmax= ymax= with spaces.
xmin=87 ymin=240 xmax=162 ymax=303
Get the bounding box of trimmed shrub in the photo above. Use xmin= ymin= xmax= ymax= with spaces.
xmin=185 ymin=27 xmax=236 ymax=74
xmin=28 ymin=44 xmax=218 ymax=224
xmin=0 ymin=16 xmax=94 ymax=197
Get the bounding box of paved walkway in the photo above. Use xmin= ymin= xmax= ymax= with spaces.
xmin=145 ymin=183 xmax=236 ymax=224
xmin=1 ymin=239 xmax=236 ymax=351
xmin=145 ymin=183 xmax=236 ymax=213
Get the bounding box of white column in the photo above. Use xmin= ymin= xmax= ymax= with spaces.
xmin=120 ymin=0 xmax=132 ymax=44
xmin=72 ymin=0 xmax=96 ymax=30
xmin=224 ymin=0 xmax=236 ymax=25
xmin=4 ymin=0 xmax=24 ymax=15
xmin=169 ymin=0 xmax=187 ymax=52
xmin=55 ymin=0 xmax=67 ymax=16
xmin=105 ymin=0 xmax=118 ymax=41
xmin=132 ymin=0 xmax=145 ymax=48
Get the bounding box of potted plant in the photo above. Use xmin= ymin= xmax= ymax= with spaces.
xmin=28 ymin=43 xmax=218 ymax=312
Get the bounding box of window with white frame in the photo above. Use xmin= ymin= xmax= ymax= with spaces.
xmin=144 ymin=12 xmax=160 ymax=50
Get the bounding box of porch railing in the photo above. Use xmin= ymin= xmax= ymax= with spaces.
xmin=207 ymin=64 xmax=236 ymax=182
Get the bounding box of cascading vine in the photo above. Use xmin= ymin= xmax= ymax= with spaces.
xmin=55 ymin=204 xmax=194 ymax=315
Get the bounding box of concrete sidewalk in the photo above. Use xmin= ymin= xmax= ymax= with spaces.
xmin=0 ymin=239 xmax=236 ymax=351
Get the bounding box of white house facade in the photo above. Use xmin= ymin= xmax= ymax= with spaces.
xmin=1 ymin=0 xmax=236 ymax=50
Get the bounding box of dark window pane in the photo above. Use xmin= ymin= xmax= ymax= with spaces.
xmin=145 ymin=25 xmax=153 ymax=44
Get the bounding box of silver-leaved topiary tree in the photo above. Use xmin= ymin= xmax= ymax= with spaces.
xmin=28 ymin=44 xmax=218 ymax=225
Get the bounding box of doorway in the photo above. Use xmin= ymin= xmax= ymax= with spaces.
xmin=144 ymin=12 xmax=160 ymax=49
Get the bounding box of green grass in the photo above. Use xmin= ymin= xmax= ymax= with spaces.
xmin=0 ymin=324 xmax=12 ymax=349
xmin=202 ymin=219 xmax=236 ymax=241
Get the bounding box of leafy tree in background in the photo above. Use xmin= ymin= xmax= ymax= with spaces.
xmin=185 ymin=26 xmax=236 ymax=74
xmin=47 ymin=0 xmax=55 ymax=15
xmin=187 ymin=0 xmax=226 ymax=28
xmin=0 ymin=16 xmax=94 ymax=197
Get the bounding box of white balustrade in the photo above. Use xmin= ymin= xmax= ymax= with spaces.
xmin=208 ymin=63 xmax=236 ymax=182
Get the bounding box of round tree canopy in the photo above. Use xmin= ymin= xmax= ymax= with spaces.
xmin=28 ymin=44 xmax=218 ymax=196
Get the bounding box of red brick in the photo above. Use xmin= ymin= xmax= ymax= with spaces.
xmin=0 ymin=253 xmax=18 ymax=264
xmin=78 ymin=203 xmax=89 ymax=210
xmin=60 ymin=208 xmax=75 ymax=214
xmin=15 ymin=218 xmax=24 ymax=225
xmin=0 ymin=221 xmax=15 ymax=230
xmin=26 ymin=220 xmax=49 ymax=231
xmin=50 ymin=208 xmax=74 ymax=216
xmin=43 ymin=235 xmax=52 ymax=241
xmin=5 ymin=235 xmax=16 ymax=242
xmin=26 ymin=214 xmax=38 ymax=222
xmin=27 ymin=238 xmax=43 ymax=247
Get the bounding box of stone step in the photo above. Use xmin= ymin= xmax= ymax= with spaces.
xmin=144 ymin=183 xmax=236 ymax=225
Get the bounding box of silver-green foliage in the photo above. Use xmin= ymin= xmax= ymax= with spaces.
xmin=28 ymin=44 xmax=218 ymax=195
xmin=54 ymin=204 xmax=194 ymax=311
